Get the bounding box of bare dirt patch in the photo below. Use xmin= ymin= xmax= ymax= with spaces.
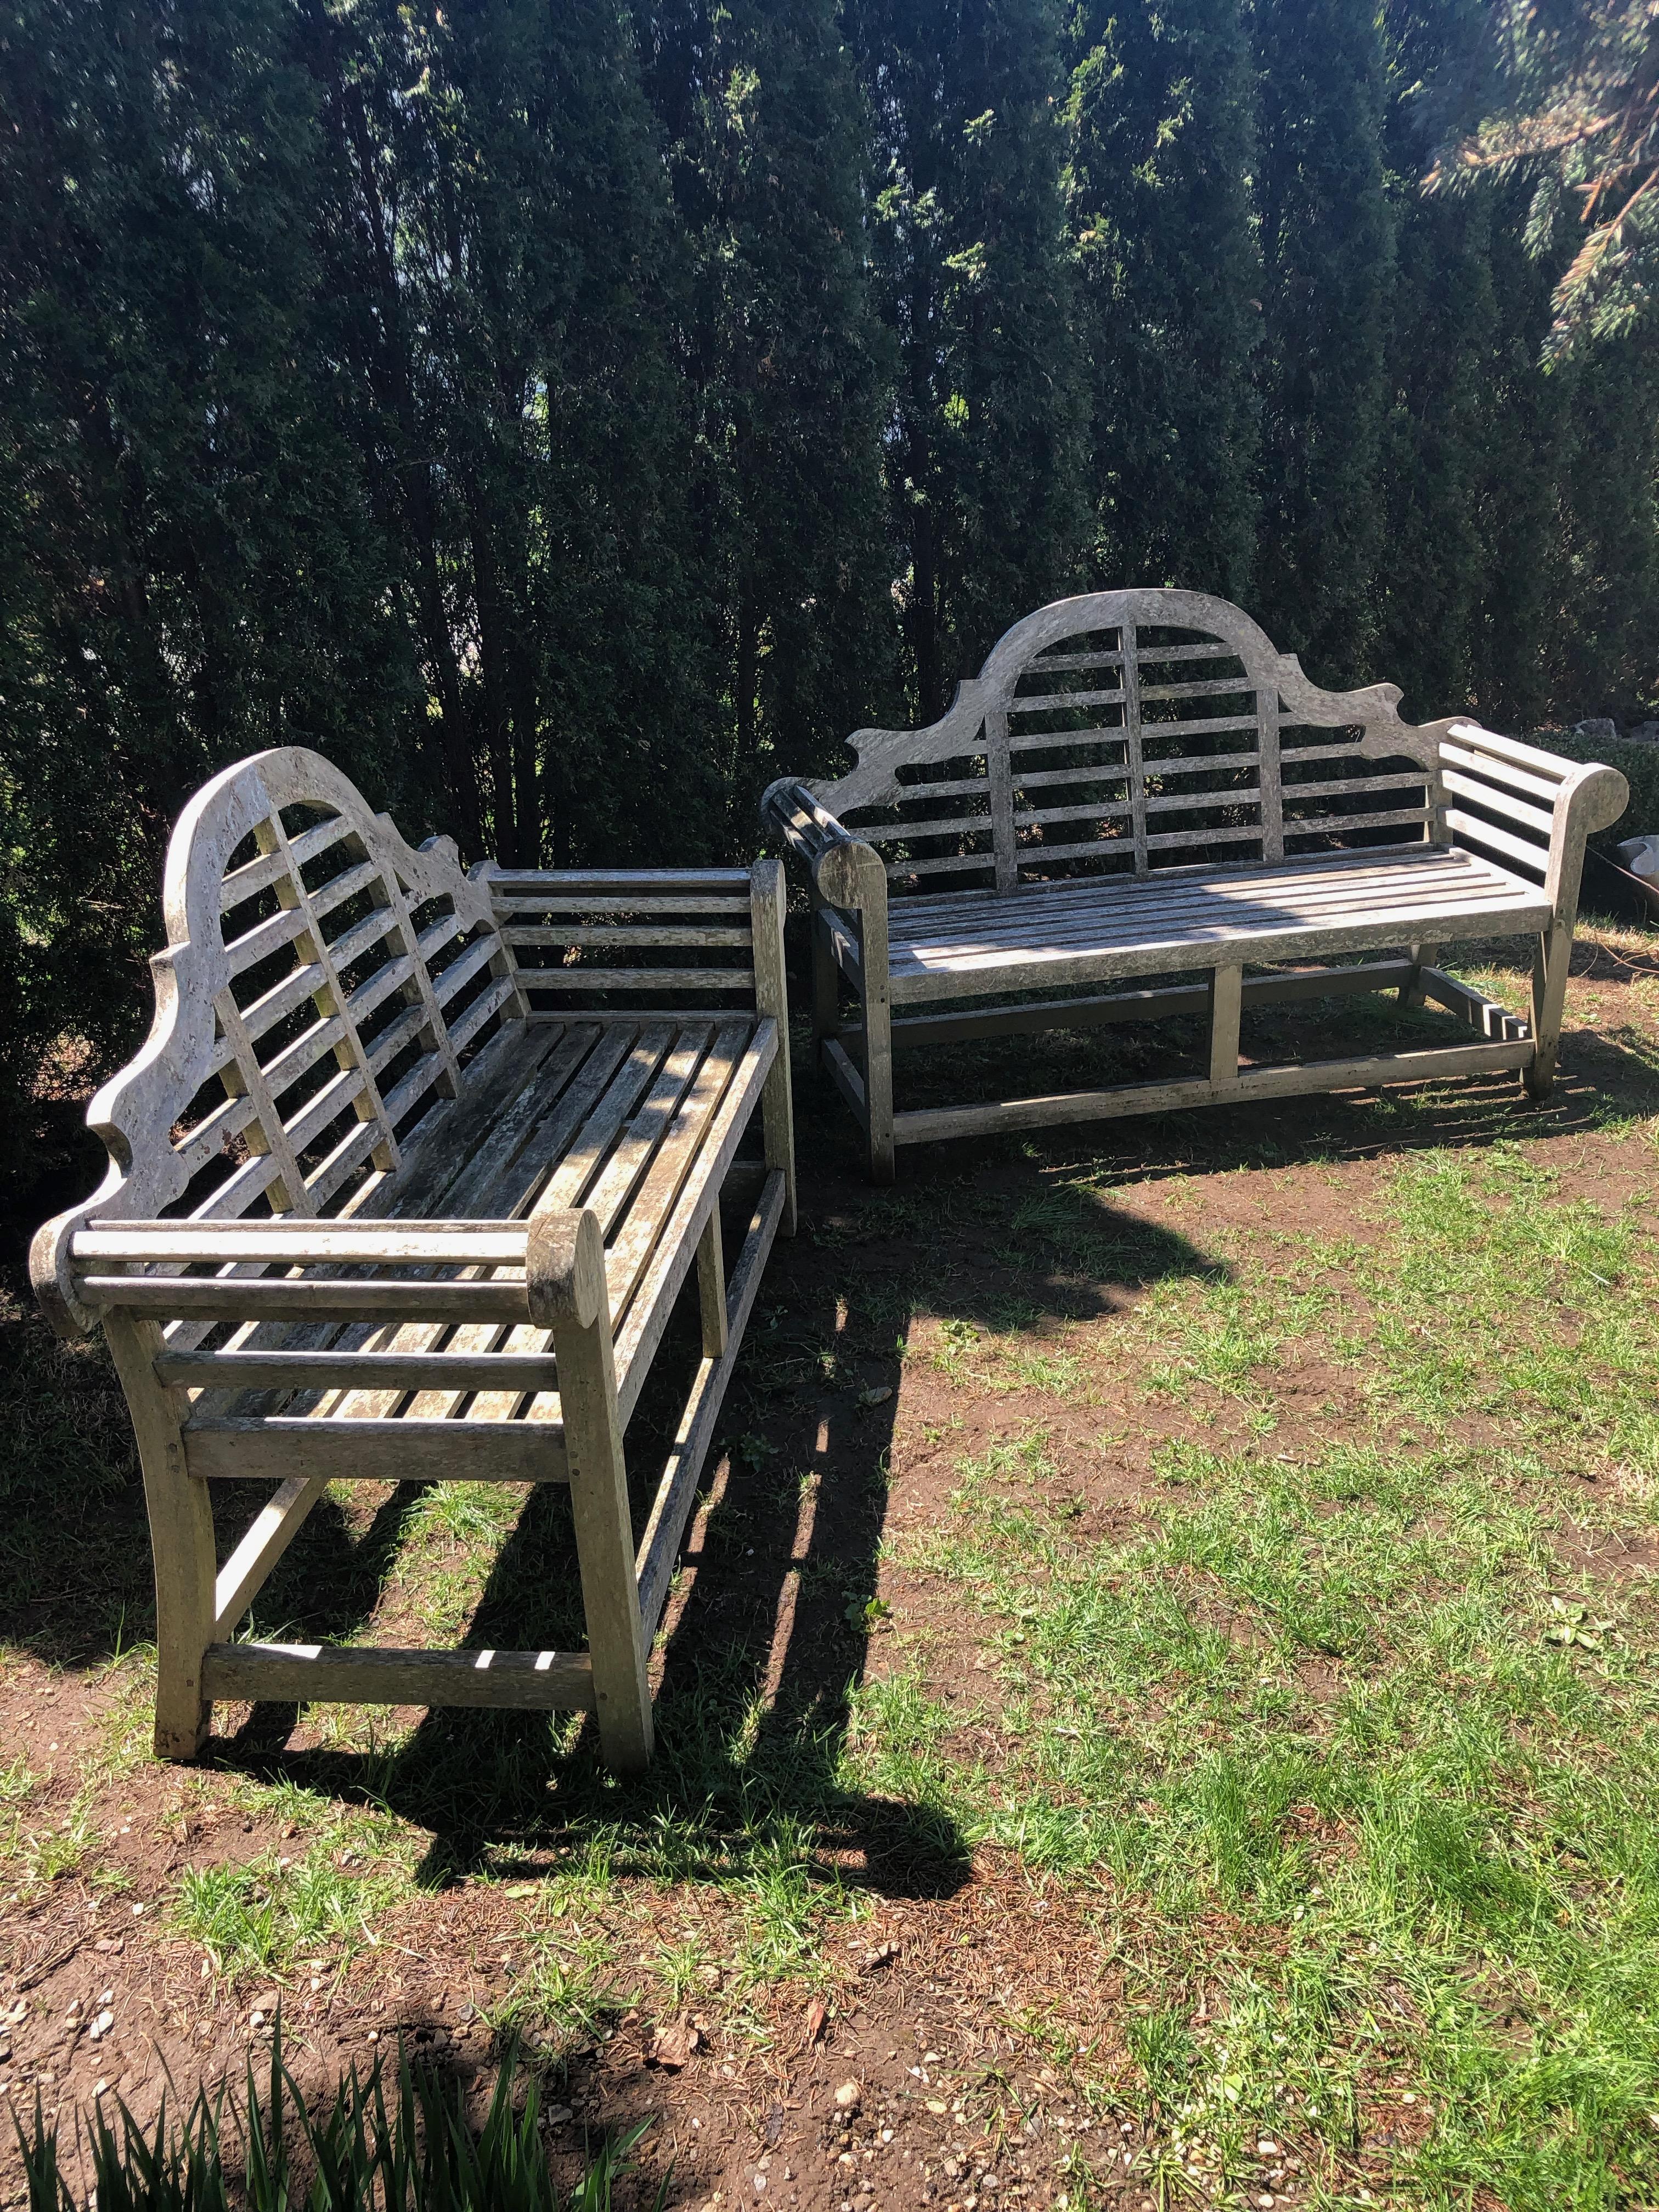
xmin=4 ymin=928 xmax=1659 ymax=2207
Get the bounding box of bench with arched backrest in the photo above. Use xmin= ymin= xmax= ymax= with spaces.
xmin=762 ymin=589 xmax=1626 ymax=1179
xmin=33 ymin=747 xmax=795 ymax=1768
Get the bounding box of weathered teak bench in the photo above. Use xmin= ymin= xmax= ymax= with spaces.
xmin=763 ymin=588 xmax=1626 ymax=1180
xmin=32 ymin=747 xmax=795 ymax=1771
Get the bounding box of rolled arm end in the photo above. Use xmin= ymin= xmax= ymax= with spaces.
xmin=1562 ymin=760 xmax=1630 ymax=839
xmin=526 ymin=1204 xmax=609 ymax=1333
xmin=760 ymin=778 xmax=884 ymax=913
xmin=31 ymin=1212 xmax=97 ymax=1341
xmin=760 ymin=777 xmax=846 ymax=861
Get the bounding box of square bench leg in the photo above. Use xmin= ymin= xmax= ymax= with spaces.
xmin=1400 ymin=942 xmax=1437 ymax=1010
xmin=541 ymin=1214 xmax=653 ymax=1774
xmin=857 ymin=901 xmax=896 ymax=1184
xmin=105 ymin=1313 xmax=216 ymax=1759
xmin=696 ymin=1210 xmax=729 ymax=1357
xmin=1209 ymin=963 xmax=1243 ymax=1089
xmin=752 ymin=858 xmax=798 ymax=1234
xmin=809 ymin=887 xmax=840 ymax=1071
xmin=1526 ymin=924 xmax=1571 ymax=1099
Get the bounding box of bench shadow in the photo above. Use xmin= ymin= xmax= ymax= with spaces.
xmin=208 ymin=1133 xmax=1234 ymax=1911
xmin=216 ymin=1284 xmax=957 ymax=1906
xmin=198 ymin=957 xmax=1659 ymax=1867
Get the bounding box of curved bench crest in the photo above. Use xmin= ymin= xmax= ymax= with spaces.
xmin=33 ymin=747 xmax=515 ymax=1334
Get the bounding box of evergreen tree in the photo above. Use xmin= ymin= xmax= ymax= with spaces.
xmin=1426 ymin=0 xmax=1659 ymax=362
xmin=633 ymin=0 xmax=898 ymax=822
xmin=301 ymin=0 xmax=706 ymax=867
xmin=1065 ymin=0 xmax=1260 ymax=600
xmin=1375 ymin=0 xmax=1498 ymax=718
xmin=1254 ymin=0 xmax=1396 ymax=679
xmin=854 ymin=0 xmax=1087 ymax=716
xmin=0 ymin=0 xmax=406 ymax=1183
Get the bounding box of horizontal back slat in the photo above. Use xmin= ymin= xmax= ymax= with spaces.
xmin=492 ymin=870 xmax=760 ymax=1011
xmin=810 ymin=591 xmax=1472 ymax=898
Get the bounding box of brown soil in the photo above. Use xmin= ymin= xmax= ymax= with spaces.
xmin=4 ymin=929 xmax=1658 ymax=2210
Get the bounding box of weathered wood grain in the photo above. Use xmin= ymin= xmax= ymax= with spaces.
xmin=760 ymin=589 xmax=1626 ymax=1176
xmin=33 ymin=750 xmax=795 ymax=1773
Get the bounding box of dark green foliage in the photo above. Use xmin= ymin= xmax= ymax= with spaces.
xmin=856 ymin=0 xmax=1088 ymax=714
xmin=637 ymin=0 xmax=898 ymax=815
xmin=1426 ymin=0 xmax=1659 ymax=361
xmin=0 ymin=0 xmax=412 ymax=1171
xmin=13 ymin=2030 xmax=650 ymax=2212
xmin=1254 ymin=0 xmax=1396 ymax=677
xmin=298 ymin=0 xmax=708 ymax=868
xmin=1065 ymin=0 xmax=1260 ymax=599
xmin=2 ymin=0 xmax=1657 ymax=1199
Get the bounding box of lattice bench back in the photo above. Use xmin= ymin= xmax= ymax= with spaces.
xmin=44 ymin=748 xmax=519 ymax=1265
xmin=817 ymin=588 xmax=1451 ymax=895
xmin=35 ymin=748 xmax=780 ymax=1335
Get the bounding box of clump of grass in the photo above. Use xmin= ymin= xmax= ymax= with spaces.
xmin=877 ymin=1415 xmax=1659 ymax=2207
xmin=172 ymin=1839 xmax=396 ymax=1977
xmin=16 ymin=1796 xmax=97 ymax=1888
xmin=13 ymin=2030 xmax=652 ymax=2212
xmin=481 ymin=1929 xmax=619 ymax=2057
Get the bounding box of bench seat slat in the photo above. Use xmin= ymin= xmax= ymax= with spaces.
xmin=160 ymin=1348 xmax=560 ymax=1391
xmin=879 ymin=848 xmax=1550 ymax=1002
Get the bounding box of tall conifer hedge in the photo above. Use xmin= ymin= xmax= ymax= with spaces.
xmin=2 ymin=0 xmax=1656 ymax=1184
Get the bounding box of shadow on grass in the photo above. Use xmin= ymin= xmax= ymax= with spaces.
xmin=6 ymin=949 xmax=1659 ymax=1917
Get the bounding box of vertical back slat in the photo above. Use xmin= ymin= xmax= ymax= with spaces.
xmin=1257 ymin=690 xmax=1284 ymax=862
xmin=986 ymin=706 xmax=1017 ymax=893
xmin=1123 ymin=627 xmax=1149 ymax=877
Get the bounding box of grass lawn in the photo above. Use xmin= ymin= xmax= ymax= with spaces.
xmin=3 ymin=926 xmax=1658 ymax=2210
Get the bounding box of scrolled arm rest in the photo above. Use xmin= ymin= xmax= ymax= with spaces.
xmin=759 ymin=778 xmax=886 ymax=916
xmin=1427 ymin=718 xmax=1629 ymax=926
xmin=1553 ymin=758 xmax=1630 ymax=840
xmin=760 ymin=778 xmax=851 ymax=871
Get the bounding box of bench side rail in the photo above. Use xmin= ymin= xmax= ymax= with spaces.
xmin=1418 ymin=718 xmax=1627 ymax=928
xmin=488 ymin=865 xmax=760 ymax=1013
xmin=487 ymin=859 xmax=794 ymax=1232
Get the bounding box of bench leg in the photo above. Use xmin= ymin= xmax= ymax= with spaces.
xmin=1209 ymin=963 xmax=1243 ymax=1090
xmin=751 ymin=858 xmax=798 ymax=1234
xmin=862 ymin=983 xmax=896 ymax=1183
xmin=810 ymin=894 xmax=840 ymax=1073
xmin=696 ymin=1210 xmax=729 ymax=1357
xmin=1400 ymin=942 xmax=1437 ymax=1010
xmin=554 ymin=1299 xmax=653 ymax=1774
xmin=1526 ymin=925 xmax=1571 ymax=1100
xmin=854 ymin=894 xmax=897 ymax=1183
xmin=105 ymin=1313 xmax=215 ymax=1759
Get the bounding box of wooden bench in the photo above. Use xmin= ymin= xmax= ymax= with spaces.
xmin=762 ymin=588 xmax=1626 ymax=1180
xmin=31 ymin=747 xmax=795 ymax=1771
